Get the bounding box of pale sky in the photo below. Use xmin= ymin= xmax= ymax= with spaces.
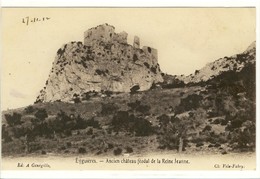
xmin=1 ymin=8 xmax=256 ymax=110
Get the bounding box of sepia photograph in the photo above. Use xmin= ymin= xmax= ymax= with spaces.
xmin=0 ymin=5 xmax=258 ymax=177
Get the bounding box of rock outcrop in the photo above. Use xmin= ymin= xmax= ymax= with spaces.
xmin=36 ymin=24 xmax=163 ymax=103
xmin=177 ymin=41 xmax=256 ymax=84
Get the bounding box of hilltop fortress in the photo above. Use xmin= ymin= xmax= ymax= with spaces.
xmin=36 ymin=24 xmax=163 ymax=103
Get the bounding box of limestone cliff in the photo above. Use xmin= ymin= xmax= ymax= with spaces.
xmin=36 ymin=24 xmax=163 ymax=103
xmin=176 ymin=41 xmax=256 ymax=84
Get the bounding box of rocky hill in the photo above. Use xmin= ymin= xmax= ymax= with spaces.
xmin=2 ymin=40 xmax=256 ymax=157
xmin=176 ymin=41 xmax=256 ymax=84
xmin=36 ymin=24 xmax=163 ymax=103
xmin=2 ymin=22 xmax=256 ymax=157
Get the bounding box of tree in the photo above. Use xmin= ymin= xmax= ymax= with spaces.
xmin=34 ymin=108 xmax=48 ymax=121
xmin=2 ymin=124 xmax=12 ymax=143
xmin=127 ymin=100 xmax=151 ymax=115
xmin=74 ymin=115 xmax=87 ymax=129
xmin=24 ymin=105 xmax=35 ymax=114
xmin=132 ymin=117 xmax=153 ymax=136
xmin=111 ymin=111 xmax=153 ymax=136
xmin=175 ymin=94 xmax=203 ymax=114
xmin=158 ymin=116 xmax=190 ymax=152
xmin=158 ymin=109 xmax=205 ymax=152
xmin=73 ymin=97 xmax=81 ymax=103
xmin=111 ymin=111 xmax=132 ymax=132
xmin=5 ymin=112 xmax=22 ymax=126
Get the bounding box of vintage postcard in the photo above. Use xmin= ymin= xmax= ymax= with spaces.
xmin=0 ymin=6 xmax=258 ymax=178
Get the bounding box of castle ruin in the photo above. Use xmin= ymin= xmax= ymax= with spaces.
xmin=36 ymin=23 xmax=163 ymax=103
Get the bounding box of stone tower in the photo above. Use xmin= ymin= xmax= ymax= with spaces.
xmin=133 ymin=36 xmax=140 ymax=48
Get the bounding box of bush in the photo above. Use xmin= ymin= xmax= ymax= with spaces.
xmin=150 ymin=67 xmax=157 ymax=74
xmin=143 ymin=62 xmax=150 ymax=69
xmin=229 ymin=120 xmax=255 ymax=150
xmin=101 ymin=103 xmax=118 ymax=115
xmin=78 ymin=147 xmax=87 ymax=154
xmin=107 ymin=143 xmax=114 ymax=149
xmin=104 ymin=90 xmax=113 ymax=97
xmin=206 ymin=133 xmax=227 ymax=144
xmin=125 ymin=146 xmax=133 ymax=153
xmin=221 ymin=151 xmax=228 ymax=155
xmin=2 ymin=126 xmax=12 ymax=143
xmin=31 ymin=122 xmax=53 ymax=138
xmin=127 ymin=100 xmax=141 ymax=110
xmin=111 ymin=111 xmax=133 ymax=131
xmin=24 ymin=106 xmax=35 ymax=114
xmin=113 ymin=148 xmax=122 ymax=156
xmin=48 ymin=112 xmax=96 ymax=136
xmin=160 ymin=76 xmax=185 ymax=89
xmin=59 ymin=146 xmax=66 ymax=150
xmin=41 ymin=150 xmax=47 ymax=155
xmin=12 ymin=126 xmax=28 ymax=138
xmin=73 ymin=97 xmax=81 ymax=103
xmin=207 ymin=111 xmax=218 ymax=118
xmin=203 ymin=125 xmax=212 ymax=132
xmin=49 ymin=118 xmax=64 ymax=134
xmin=47 ymin=111 xmax=83 ymax=136
xmin=208 ymin=144 xmax=214 ymax=148
xmin=5 ymin=112 xmax=22 ymax=126
xmin=4 ymin=135 xmax=13 ymax=143
xmin=66 ymin=142 xmax=72 ymax=147
xmin=133 ymin=117 xmax=153 ymax=136
xmin=95 ymin=69 xmax=106 ymax=76
xmin=111 ymin=111 xmax=153 ymax=136
xmin=157 ymin=116 xmax=199 ymax=151
xmin=74 ymin=115 xmax=87 ymax=129
xmin=214 ymin=143 xmax=221 ymax=147
xmin=28 ymin=142 xmax=42 ymax=153
xmin=34 ymin=108 xmax=48 ymax=121
xmin=86 ymin=118 xmax=100 ymax=128
xmin=127 ymin=100 xmax=151 ymax=114
xmin=96 ymin=150 xmax=103 ymax=155
xmin=220 ymin=119 xmax=228 ymax=125
xmin=86 ymin=128 xmax=93 ymax=135
xmin=158 ymin=134 xmax=179 ymax=150
xmin=225 ymin=111 xmax=253 ymax=132
xmin=136 ymin=104 xmax=151 ymax=114
xmin=82 ymin=92 xmax=91 ymax=100
xmin=175 ymin=94 xmax=203 ymax=114
xmin=196 ymin=142 xmax=204 ymax=147
xmin=157 ymin=114 xmax=170 ymax=126
xmin=56 ymin=110 xmax=71 ymax=123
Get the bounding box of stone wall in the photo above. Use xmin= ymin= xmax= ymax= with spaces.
xmin=84 ymin=24 xmax=115 ymax=46
xmin=113 ymin=31 xmax=128 ymax=44
xmin=84 ymin=24 xmax=129 ymax=46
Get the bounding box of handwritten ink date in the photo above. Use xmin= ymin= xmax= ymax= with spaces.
xmin=22 ymin=16 xmax=51 ymax=26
